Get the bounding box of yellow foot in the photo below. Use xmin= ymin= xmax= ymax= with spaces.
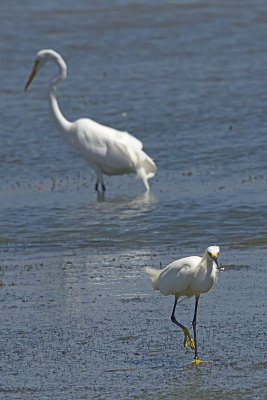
xmin=191 ymin=359 xmax=214 ymax=364
xmin=183 ymin=327 xmax=195 ymax=350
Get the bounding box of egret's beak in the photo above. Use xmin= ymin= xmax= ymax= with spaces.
xmin=213 ymin=256 xmax=219 ymax=269
xmin=24 ymin=60 xmax=40 ymax=91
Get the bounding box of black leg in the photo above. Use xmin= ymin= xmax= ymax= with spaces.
xmin=171 ymin=296 xmax=195 ymax=350
xmin=192 ymin=295 xmax=200 ymax=360
xmin=95 ymin=182 xmax=106 ymax=192
xmin=171 ymin=297 xmax=185 ymax=330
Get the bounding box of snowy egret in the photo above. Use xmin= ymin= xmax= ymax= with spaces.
xmin=146 ymin=246 xmax=220 ymax=363
xmin=24 ymin=49 xmax=157 ymax=192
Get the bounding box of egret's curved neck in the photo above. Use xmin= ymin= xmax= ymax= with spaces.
xmin=48 ymin=55 xmax=72 ymax=134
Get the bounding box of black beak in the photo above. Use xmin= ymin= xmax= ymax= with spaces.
xmin=213 ymin=256 xmax=219 ymax=269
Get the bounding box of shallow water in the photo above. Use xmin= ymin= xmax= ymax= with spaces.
xmin=0 ymin=1 xmax=266 ymax=399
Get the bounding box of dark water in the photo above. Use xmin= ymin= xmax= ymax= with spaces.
xmin=0 ymin=1 xmax=266 ymax=399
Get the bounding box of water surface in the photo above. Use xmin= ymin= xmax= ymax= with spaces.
xmin=0 ymin=1 xmax=266 ymax=399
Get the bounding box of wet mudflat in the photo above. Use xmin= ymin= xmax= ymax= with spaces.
xmin=1 ymin=248 xmax=266 ymax=399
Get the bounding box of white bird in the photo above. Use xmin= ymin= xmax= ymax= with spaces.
xmin=24 ymin=49 xmax=157 ymax=192
xmin=146 ymin=246 xmax=220 ymax=363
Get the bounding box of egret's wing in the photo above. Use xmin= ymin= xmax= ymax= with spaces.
xmin=72 ymin=118 xmax=140 ymax=173
xmin=112 ymin=129 xmax=143 ymax=151
xmin=157 ymin=256 xmax=202 ymax=296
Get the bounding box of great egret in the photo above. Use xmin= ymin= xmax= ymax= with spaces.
xmin=146 ymin=246 xmax=220 ymax=363
xmin=24 ymin=49 xmax=157 ymax=192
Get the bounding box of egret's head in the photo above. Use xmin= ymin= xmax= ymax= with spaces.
xmin=24 ymin=49 xmax=62 ymax=91
xmin=35 ymin=49 xmax=60 ymax=65
xmin=206 ymin=246 xmax=220 ymax=268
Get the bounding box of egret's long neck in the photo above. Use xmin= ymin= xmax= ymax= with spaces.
xmin=48 ymin=55 xmax=72 ymax=135
xmin=206 ymin=257 xmax=214 ymax=274
xmin=199 ymin=253 xmax=215 ymax=276
xmin=49 ymin=89 xmax=71 ymax=133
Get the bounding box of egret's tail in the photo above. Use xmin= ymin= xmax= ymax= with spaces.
xmin=145 ymin=266 xmax=161 ymax=290
xmin=137 ymin=152 xmax=157 ymax=190
xmin=140 ymin=151 xmax=157 ymax=178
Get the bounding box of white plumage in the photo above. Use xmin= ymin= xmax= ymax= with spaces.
xmin=146 ymin=246 xmax=220 ymax=363
xmin=24 ymin=49 xmax=157 ymax=192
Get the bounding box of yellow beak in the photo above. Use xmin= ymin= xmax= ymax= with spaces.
xmin=24 ymin=60 xmax=39 ymax=91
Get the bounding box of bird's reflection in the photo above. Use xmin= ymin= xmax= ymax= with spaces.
xmin=95 ymin=190 xmax=157 ymax=216
xmin=96 ymin=185 xmax=156 ymax=206
xmin=96 ymin=189 xmax=105 ymax=202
